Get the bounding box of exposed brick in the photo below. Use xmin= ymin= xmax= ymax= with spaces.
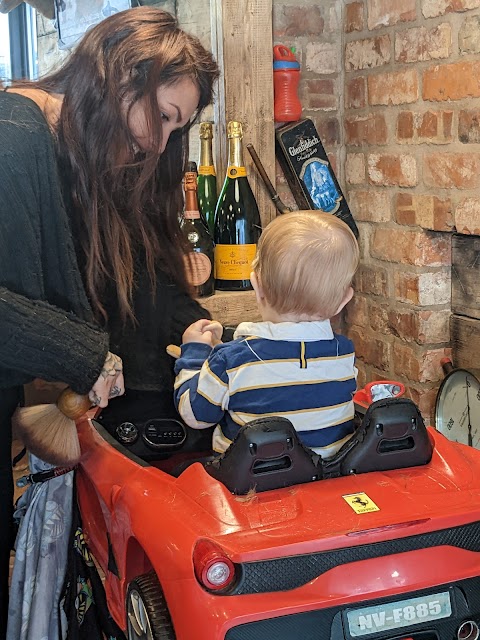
xmin=422 ymin=0 xmax=480 ymax=19
xmin=325 ymin=4 xmax=342 ymax=33
xmin=397 ymin=112 xmax=414 ymax=140
xmin=423 ymin=61 xmax=480 ymax=101
xmin=455 ymin=197 xmax=480 ymax=235
xmin=368 ymin=69 xmax=418 ymax=105
xmin=370 ymin=302 xmax=390 ymax=333
xmin=349 ymin=327 xmax=392 ymax=370
xmin=458 ymin=110 xmax=480 ymax=143
xmin=345 ymin=35 xmax=391 ymax=71
xmin=392 ymin=342 xmax=449 ymax=383
xmin=371 ymin=228 xmax=451 ymax=266
xmin=367 ymin=0 xmax=416 ymax=29
xmin=388 ymin=308 xmax=451 ymax=344
xmin=306 ymin=42 xmax=340 ymax=74
xmin=345 ymin=76 xmax=366 ymax=109
xmin=346 ymin=153 xmax=366 ymax=184
xmin=274 ymin=5 xmax=325 ymax=37
xmin=328 ymin=152 xmax=340 ymax=177
xmin=355 ymin=222 xmax=372 ymax=262
xmin=388 ymin=309 xmax=419 ymax=343
xmin=306 ymin=79 xmax=335 ymax=95
xmin=368 ymin=154 xmax=417 ymax=187
xmin=345 ymin=113 xmax=388 ymax=145
xmin=345 ymin=1 xmax=364 ymax=32
xmin=424 ymin=153 xmax=480 ymax=189
xmin=345 ymin=294 xmax=369 ymax=328
xmin=394 ymin=269 xmax=451 ymax=305
xmin=459 ymin=15 xmax=480 ymax=55
xmin=418 ymin=310 xmax=451 ymax=344
xmin=306 ymin=96 xmax=337 ymax=111
xmin=396 ymin=110 xmax=453 ymax=144
xmin=353 ymin=263 xmax=389 ymax=297
xmin=316 ymin=118 xmax=341 ymax=146
xmin=395 ymin=24 xmax=451 ymax=63
xmin=418 ymin=111 xmax=438 ymax=138
xmin=408 ymin=384 xmax=443 ymax=424
xmin=349 ymin=190 xmax=391 ymax=223
xmin=395 ymin=193 xmax=454 ymax=231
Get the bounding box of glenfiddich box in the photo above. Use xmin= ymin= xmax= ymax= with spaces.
xmin=275 ymin=118 xmax=358 ymax=237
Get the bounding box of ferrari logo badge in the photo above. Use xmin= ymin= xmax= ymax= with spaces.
xmin=342 ymin=492 xmax=380 ymax=514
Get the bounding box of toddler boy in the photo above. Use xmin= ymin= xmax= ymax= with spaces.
xmin=174 ymin=211 xmax=359 ymax=457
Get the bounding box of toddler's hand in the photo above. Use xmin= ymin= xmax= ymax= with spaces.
xmin=182 ymin=319 xmax=223 ymax=347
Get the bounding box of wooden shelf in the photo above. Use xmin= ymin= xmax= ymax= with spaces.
xmin=198 ymin=290 xmax=261 ymax=327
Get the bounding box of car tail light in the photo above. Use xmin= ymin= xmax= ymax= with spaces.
xmin=193 ymin=539 xmax=236 ymax=592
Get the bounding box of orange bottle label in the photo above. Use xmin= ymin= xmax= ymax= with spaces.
xmin=215 ymin=244 xmax=257 ymax=280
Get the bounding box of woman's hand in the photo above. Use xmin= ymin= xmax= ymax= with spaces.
xmin=182 ymin=319 xmax=223 ymax=348
xmin=88 ymin=351 xmax=125 ymax=408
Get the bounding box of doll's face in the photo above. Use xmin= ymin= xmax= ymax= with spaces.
xmin=127 ymin=76 xmax=200 ymax=155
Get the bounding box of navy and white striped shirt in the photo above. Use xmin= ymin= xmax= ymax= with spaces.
xmin=174 ymin=320 xmax=357 ymax=456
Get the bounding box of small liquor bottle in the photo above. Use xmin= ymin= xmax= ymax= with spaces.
xmin=214 ymin=121 xmax=262 ymax=291
xmin=181 ymin=163 xmax=215 ymax=297
xmin=197 ymin=122 xmax=217 ymax=236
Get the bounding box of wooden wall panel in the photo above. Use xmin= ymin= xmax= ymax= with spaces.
xmin=212 ymin=0 xmax=276 ymax=229
xmin=452 ymin=231 xmax=480 ymax=321
xmin=451 ymin=314 xmax=480 ymax=380
xmin=201 ymin=290 xmax=261 ymax=326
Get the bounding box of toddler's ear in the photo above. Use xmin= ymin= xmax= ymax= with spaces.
xmin=334 ymin=286 xmax=354 ymax=315
xmin=250 ymin=271 xmax=264 ymax=303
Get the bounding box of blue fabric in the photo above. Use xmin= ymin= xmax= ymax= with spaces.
xmin=7 ymin=455 xmax=73 ymax=640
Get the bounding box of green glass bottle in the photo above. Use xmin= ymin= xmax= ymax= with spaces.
xmin=197 ymin=122 xmax=217 ymax=235
xmin=181 ymin=164 xmax=215 ymax=298
xmin=214 ymin=121 xmax=262 ymax=291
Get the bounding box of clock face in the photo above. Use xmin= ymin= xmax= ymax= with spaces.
xmin=435 ymin=369 xmax=480 ymax=449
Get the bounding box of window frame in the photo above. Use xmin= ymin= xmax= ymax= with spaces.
xmin=8 ymin=3 xmax=37 ymax=80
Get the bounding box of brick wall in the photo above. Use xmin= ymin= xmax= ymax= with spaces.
xmin=342 ymin=0 xmax=480 ymax=422
xmin=273 ymin=0 xmax=480 ymax=422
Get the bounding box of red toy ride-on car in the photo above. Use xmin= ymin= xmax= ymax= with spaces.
xmin=76 ymin=383 xmax=480 ymax=640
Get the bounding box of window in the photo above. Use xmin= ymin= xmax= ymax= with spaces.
xmin=0 ymin=13 xmax=11 ymax=81
xmin=0 ymin=4 xmax=37 ymax=83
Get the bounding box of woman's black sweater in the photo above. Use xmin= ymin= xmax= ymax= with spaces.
xmin=0 ymin=91 xmax=108 ymax=395
xmin=0 ymin=91 xmax=209 ymax=406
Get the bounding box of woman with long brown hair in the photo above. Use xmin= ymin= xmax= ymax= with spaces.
xmin=0 ymin=7 xmax=218 ymax=637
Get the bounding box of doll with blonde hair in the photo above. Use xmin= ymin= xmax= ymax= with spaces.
xmin=174 ymin=211 xmax=360 ymax=456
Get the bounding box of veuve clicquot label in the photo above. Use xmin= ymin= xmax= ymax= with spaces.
xmin=215 ymin=244 xmax=257 ymax=280
xmin=198 ymin=165 xmax=216 ymax=176
xmin=226 ymin=166 xmax=247 ymax=178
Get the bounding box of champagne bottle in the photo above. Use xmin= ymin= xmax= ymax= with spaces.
xmin=197 ymin=122 xmax=217 ymax=235
xmin=214 ymin=121 xmax=262 ymax=291
xmin=182 ymin=162 xmax=215 ymax=298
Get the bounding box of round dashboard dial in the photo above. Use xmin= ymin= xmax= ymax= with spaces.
xmin=435 ymin=367 xmax=480 ymax=449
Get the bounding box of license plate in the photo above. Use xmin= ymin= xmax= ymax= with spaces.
xmin=346 ymin=591 xmax=452 ymax=637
